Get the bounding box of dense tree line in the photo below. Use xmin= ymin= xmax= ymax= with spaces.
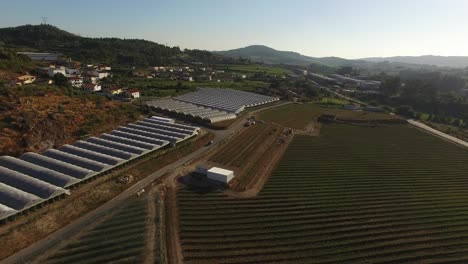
xmin=360 ymin=72 xmax=468 ymax=126
xmin=0 ymin=24 xmax=238 ymax=66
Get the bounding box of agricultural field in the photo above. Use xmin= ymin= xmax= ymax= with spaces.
xmin=258 ymin=103 xmax=401 ymax=129
xmin=177 ymin=124 xmax=468 ymax=263
xmin=127 ymin=79 xmax=269 ymax=97
xmin=223 ymin=64 xmax=292 ymax=75
xmin=37 ymin=194 xmax=164 ymax=264
xmin=208 ymin=123 xmax=288 ymax=190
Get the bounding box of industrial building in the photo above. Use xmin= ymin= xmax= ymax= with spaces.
xmin=0 ymin=116 xmax=199 ymax=222
xmin=146 ymin=88 xmax=279 ymax=123
xmin=17 ymin=52 xmax=59 ymax=61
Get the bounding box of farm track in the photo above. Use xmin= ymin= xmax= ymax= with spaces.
xmin=177 ymin=124 xmax=468 ymax=263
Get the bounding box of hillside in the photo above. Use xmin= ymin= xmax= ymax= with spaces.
xmin=363 ymin=55 xmax=468 ymax=68
xmin=0 ymin=24 xmax=229 ymax=66
xmin=0 ymin=85 xmax=143 ymax=156
xmin=216 ymin=45 xmax=352 ymax=66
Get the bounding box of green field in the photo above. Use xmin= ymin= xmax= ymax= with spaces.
xmin=42 ymin=197 xmax=151 ymax=264
xmin=126 ymin=79 xmax=270 ymax=97
xmin=224 ymin=64 xmax=291 ymax=75
xmin=177 ymin=124 xmax=468 ymax=263
xmin=317 ymin=97 xmax=350 ymax=106
xmin=258 ymin=103 xmax=400 ymax=129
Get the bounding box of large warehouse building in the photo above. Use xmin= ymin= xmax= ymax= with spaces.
xmin=146 ymin=88 xmax=279 ymax=123
xmin=0 ymin=116 xmax=199 ymax=222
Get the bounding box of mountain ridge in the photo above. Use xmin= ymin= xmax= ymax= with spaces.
xmin=362 ymin=55 xmax=468 ymax=68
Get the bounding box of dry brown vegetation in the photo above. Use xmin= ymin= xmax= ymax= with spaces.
xmin=0 ymin=86 xmax=143 ymax=156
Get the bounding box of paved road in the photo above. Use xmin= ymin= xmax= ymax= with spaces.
xmin=320 ymin=86 xmax=367 ymax=106
xmin=408 ymin=119 xmax=468 ymax=149
xmin=2 ymin=102 xmax=289 ymax=264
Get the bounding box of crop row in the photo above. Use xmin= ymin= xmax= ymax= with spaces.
xmin=43 ymin=198 xmax=148 ymax=264
xmin=178 ymin=124 xmax=468 ymax=263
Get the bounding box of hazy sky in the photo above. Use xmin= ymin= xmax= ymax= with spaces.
xmin=2 ymin=0 xmax=468 ymax=59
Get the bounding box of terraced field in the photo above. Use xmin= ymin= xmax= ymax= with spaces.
xmin=258 ymin=103 xmax=400 ymax=129
xmin=41 ymin=196 xmax=154 ymax=264
xmin=177 ymin=124 xmax=468 ymax=263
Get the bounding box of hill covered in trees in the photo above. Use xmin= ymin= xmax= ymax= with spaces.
xmin=0 ymin=24 xmax=232 ymax=66
xmin=216 ymin=45 xmax=353 ymax=66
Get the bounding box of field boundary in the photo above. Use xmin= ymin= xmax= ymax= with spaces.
xmin=408 ymin=119 xmax=468 ymax=149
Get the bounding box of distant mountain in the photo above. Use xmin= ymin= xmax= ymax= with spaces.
xmin=0 ymin=24 xmax=229 ymax=66
xmin=216 ymin=45 xmax=352 ymax=67
xmin=362 ymin=55 xmax=468 ymax=68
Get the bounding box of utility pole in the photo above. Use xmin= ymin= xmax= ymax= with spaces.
xmin=41 ymin=16 xmax=48 ymax=25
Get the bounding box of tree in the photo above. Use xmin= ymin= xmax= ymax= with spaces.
xmin=379 ymin=77 xmax=401 ymax=97
xmin=396 ymin=105 xmax=415 ymax=118
xmin=53 ymin=73 xmax=69 ymax=87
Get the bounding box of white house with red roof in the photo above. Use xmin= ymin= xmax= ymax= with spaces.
xmin=125 ymin=88 xmax=140 ymax=99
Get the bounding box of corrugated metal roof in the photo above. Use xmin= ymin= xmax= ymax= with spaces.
xmin=21 ymin=153 xmax=93 ymax=179
xmin=58 ymin=145 xmax=123 ymax=166
xmin=0 ymin=182 xmax=42 ymax=210
xmin=0 ymin=166 xmax=69 ymax=199
xmin=43 ymin=149 xmax=110 ymax=172
xmin=73 ymin=141 xmax=135 ymax=160
xmin=86 ymin=137 xmax=146 ymax=155
xmin=0 ymin=156 xmax=78 ymax=188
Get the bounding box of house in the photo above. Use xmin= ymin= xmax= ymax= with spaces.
xmin=83 ymin=83 xmax=101 ymax=92
xmin=16 ymin=75 xmax=36 ymax=85
xmin=90 ymin=69 xmax=110 ymax=79
xmin=68 ymin=77 xmax=83 ymax=88
xmin=125 ymin=88 xmax=140 ymax=99
xmin=65 ymin=67 xmax=80 ymax=76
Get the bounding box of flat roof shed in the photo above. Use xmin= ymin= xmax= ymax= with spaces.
xmin=207 ymin=167 xmax=235 ymax=184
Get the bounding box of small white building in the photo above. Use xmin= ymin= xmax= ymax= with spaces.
xmin=68 ymin=77 xmax=83 ymax=88
xmin=207 ymin=167 xmax=234 ymax=184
